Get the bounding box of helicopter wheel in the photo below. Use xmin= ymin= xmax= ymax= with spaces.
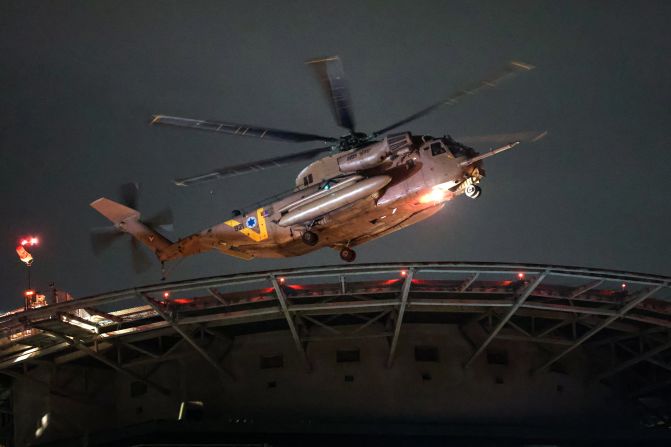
xmin=339 ymin=247 xmax=356 ymax=263
xmin=465 ymin=184 xmax=482 ymax=199
xmin=302 ymin=231 xmax=319 ymax=246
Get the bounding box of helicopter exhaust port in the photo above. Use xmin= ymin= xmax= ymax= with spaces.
xmin=464 ymin=184 xmax=482 ymax=199
xmin=301 ymin=231 xmax=319 ymax=246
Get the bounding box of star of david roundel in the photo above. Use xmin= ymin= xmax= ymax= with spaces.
xmin=245 ymin=216 xmax=257 ymax=229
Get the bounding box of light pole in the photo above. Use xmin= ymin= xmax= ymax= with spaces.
xmin=16 ymin=236 xmax=39 ymax=298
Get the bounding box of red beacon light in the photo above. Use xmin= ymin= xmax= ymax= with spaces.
xmin=24 ymin=289 xmax=35 ymax=297
xmin=163 ymin=291 xmax=170 ymax=299
xmin=621 ymin=283 xmax=627 ymax=290
xmin=517 ymin=272 xmax=525 ymax=280
xmin=20 ymin=236 xmax=39 ymax=247
xmin=400 ymin=270 xmax=408 ymax=277
xmin=278 ymin=277 xmax=286 ymax=284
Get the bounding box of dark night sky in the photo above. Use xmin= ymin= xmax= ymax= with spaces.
xmin=1 ymin=1 xmax=669 ymax=309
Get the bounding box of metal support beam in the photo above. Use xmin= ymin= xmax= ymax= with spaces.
xmin=386 ymin=269 xmax=415 ymax=368
xmin=207 ymin=288 xmax=228 ymax=305
xmin=270 ymin=275 xmax=312 ymax=371
xmin=351 ymin=310 xmax=391 ymax=334
xmin=48 ymin=332 xmax=170 ymax=396
xmin=568 ymin=279 xmax=604 ymax=299
xmin=534 ymin=285 xmax=664 ymax=374
xmin=142 ymin=294 xmax=235 ymax=381
xmin=458 ymin=273 xmax=479 ymax=292
xmin=118 ymin=340 xmax=160 ymax=359
xmin=465 ymin=272 xmax=548 ymax=368
xmin=302 ymin=314 xmax=341 ymax=335
xmin=596 ymin=338 xmax=671 ymax=381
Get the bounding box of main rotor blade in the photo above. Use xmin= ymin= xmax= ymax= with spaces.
xmin=151 ymin=115 xmax=337 ymax=144
xmin=174 ymin=145 xmax=333 ymax=187
xmin=307 ymin=56 xmax=356 ymax=133
xmin=457 ymin=130 xmax=548 ymax=146
xmin=372 ymin=61 xmax=535 ymax=137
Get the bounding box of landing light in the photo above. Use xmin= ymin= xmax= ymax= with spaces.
xmin=419 ymin=188 xmax=447 ymax=204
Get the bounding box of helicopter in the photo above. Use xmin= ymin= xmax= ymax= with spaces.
xmin=91 ymin=56 xmax=545 ymax=271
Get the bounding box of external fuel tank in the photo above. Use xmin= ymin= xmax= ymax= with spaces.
xmin=278 ymin=176 xmax=392 ymax=227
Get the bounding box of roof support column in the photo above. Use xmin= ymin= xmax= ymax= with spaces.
xmin=141 ymin=293 xmax=235 ymax=381
xmin=465 ymin=271 xmax=548 ymax=368
xmin=534 ymin=284 xmax=664 ymax=374
xmin=270 ymin=275 xmax=312 ymax=371
xmin=386 ymin=268 xmax=415 ymax=368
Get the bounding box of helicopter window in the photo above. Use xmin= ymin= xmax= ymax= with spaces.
xmin=303 ymin=173 xmax=314 ymax=186
xmin=448 ymin=144 xmax=466 ymax=157
xmin=430 ymin=142 xmax=446 ymax=156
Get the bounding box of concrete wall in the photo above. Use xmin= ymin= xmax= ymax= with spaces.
xmin=13 ymin=324 xmax=637 ymax=445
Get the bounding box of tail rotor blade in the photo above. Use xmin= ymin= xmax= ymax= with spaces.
xmin=90 ymin=228 xmax=124 ymax=255
xmin=307 ymin=56 xmax=356 ymax=134
xmin=130 ymin=239 xmax=153 ymax=273
xmin=144 ymin=208 xmax=173 ymax=228
xmin=120 ymin=182 xmax=140 ymax=209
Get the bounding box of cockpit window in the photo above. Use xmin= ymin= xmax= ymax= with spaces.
xmin=430 ymin=142 xmax=446 ymax=156
xmin=447 ymin=143 xmax=467 ymax=157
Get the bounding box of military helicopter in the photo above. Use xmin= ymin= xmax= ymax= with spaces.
xmin=91 ymin=56 xmax=544 ymax=271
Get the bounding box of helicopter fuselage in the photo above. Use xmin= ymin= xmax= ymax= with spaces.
xmin=159 ymin=133 xmax=485 ymax=261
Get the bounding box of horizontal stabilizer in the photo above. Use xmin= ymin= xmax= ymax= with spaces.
xmin=90 ymin=198 xmax=139 ymax=224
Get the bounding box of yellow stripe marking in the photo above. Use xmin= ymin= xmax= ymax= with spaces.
xmin=224 ymin=208 xmax=268 ymax=242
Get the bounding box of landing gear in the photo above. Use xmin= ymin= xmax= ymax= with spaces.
xmin=464 ymin=184 xmax=482 ymax=199
xmin=302 ymin=231 xmax=319 ymax=246
xmin=339 ymin=247 xmax=356 ymax=263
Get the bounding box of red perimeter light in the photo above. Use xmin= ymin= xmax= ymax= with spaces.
xmin=24 ymin=289 xmax=35 ymax=297
xmin=278 ymin=277 xmax=286 ymax=284
xmin=621 ymin=283 xmax=627 ymax=289
xmin=400 ymin=270 xmax=408 ymax=277
xmin=517 ymin=272 xmax=525 ymax=280
xmin=163 ymin=291 xmax=170 ymax=298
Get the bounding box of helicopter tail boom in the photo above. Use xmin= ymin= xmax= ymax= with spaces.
xmin=90 ymin=198 xmax=173 ymax=257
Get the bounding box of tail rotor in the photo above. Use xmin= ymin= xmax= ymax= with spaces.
xmin=90 ymin=183 xmax=173 ymax=273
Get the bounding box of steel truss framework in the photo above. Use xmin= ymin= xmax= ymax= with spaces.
xmin=1 ymin=262 xmax=670 ymax=404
